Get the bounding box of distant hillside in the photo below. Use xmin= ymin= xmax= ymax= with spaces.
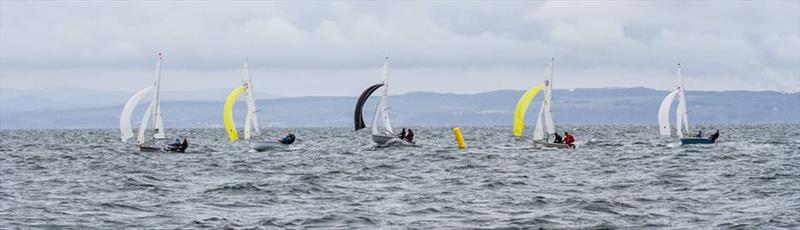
xmin=1 ymin=87 xmax=798 ymax=129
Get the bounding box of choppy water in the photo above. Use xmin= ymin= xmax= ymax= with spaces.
xmin=1 ymin=125 xmax=799 ymax=229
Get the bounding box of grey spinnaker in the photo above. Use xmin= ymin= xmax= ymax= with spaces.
xmin=354 ymin=83 xmax=384 ymax=131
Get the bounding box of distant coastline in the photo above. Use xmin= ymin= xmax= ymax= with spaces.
xmin=1 ymin=87 xmax=798 ymax=129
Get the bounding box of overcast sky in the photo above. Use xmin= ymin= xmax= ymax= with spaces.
xmin=1 ymin=1 xmax=798 ymax=96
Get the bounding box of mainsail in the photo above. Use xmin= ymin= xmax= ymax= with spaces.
xmin=241 ymin=61 xmax=261 ymax=142
xmin=371 ymin=58 xmax=393 ymax=135
xmin=150 ymin=54 xmax=166 ymax=139
xmin=137 ymin=103 xmax=153 ymax=144
xmin=543 ymin=60 xmax=556 ymax=136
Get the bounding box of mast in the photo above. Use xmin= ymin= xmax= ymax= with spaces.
xmin=380 ymin=56 xmax=393 ymax=134
xmin=151 ymin=52 xmax=164 ymax=139
xmin=242 ymin=59 xmax=260 ymax=142
xmin=543 ymin=57 xmax=556 ymax=138
xmin=372 ymin=57 xmax=393 ymax=135
xmin=675 ymin=63 xmax=688 ymax=137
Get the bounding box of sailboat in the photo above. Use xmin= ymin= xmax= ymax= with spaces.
xmin=513 ymin=58 xmax=572 ymax=149
xmin=658 ymin=64 xmax=715 ymax=144
xmin=354 ymin=57 xmax=409 ymax=145
xmin=120 ymin=53 xmax=173 ymax=152
xmin=223 ymin=60 xmax=293 ymax=151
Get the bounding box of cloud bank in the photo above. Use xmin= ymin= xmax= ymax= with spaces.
xmin=1 ymin=1 xmax=798 ymax=96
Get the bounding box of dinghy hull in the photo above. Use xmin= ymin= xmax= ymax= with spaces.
xmin=251 ymin=141 xmax=289 ymax=152
xmin=680 ymin=138 xmax=715 ymax=145
xmin=534 ymin=140 xmax=573 ymax=149
xmin=139 ymin=145 xmax=162 ymax=152
xmin=371 ymin=134 xmax=415 ymax=146
xmin=372 ymin=134 xmax=396 ymax=145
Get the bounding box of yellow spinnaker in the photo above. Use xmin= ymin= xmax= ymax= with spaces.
xmin=224 ymin=86 xmax=246 ymax=143
xmin=513 ymin=84 xmax=545 ymax=137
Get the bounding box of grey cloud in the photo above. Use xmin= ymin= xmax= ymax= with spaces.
xmin=1 ymin=1 xmax=798 ymax=94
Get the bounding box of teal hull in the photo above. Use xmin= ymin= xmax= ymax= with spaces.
xmin=681 ymin=138 xmax=715 ymax=145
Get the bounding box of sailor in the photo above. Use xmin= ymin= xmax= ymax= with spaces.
xmin=398 ymin=128 xmax=407 ymax=139
xmin=695 ymin=130 xmax=703 ymax=138
xmin=553 ymin=132 xmax=563 ymax=143
xmin=170 ymin=136 xmax=181 ymax=147
xmin=179 ymin=138 xmax=188 ymax=152
xmin=709 ymin=129 xmax=720 ymax=141
xmin=563 ymin=132 xmax=575 ymax=148
xmin=405 ymin=129 xmax=415 ymax=142
xmin=279 ymin=134 xmax=296 ymax=145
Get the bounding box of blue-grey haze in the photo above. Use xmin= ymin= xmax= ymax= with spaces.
xmin=1 ymin=87 xmax=797 ymax=129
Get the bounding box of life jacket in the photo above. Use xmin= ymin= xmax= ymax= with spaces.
xmin=281 ymin=134 xmax=296 ymax=144
xmin=564 ymin=134 xmax=575 ymax=144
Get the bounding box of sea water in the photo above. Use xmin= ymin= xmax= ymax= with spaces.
xmin=1 ymin=125 xmax=798 ymax=228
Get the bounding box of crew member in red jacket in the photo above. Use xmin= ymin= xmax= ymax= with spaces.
xmin=563 ymin=132 xmax=575 ymax=148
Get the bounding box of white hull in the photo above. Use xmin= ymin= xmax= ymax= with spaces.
xmin=372 ymin=134 xmax=396 ymax=145
xmin=372 ymin=134 xmax=415 ymax=146
xmin=251 ymin=141 xmax=289 ymax=152
xmin=533 ymin=140 xmax=573 ymax=149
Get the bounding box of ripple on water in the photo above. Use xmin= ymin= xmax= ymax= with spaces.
xmin=0 ymin=125 xmax=798 ymax=228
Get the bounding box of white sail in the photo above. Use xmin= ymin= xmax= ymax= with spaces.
xmin=543 ymin=59 xmax=556 ymax=135
xmin=371 ymin=96 xmax=381 ymax=135
xmin=241 ymin=60 xmax=261 ymax=142
xmin=137 ymin=102 xmax=153 ymax=144
xmin=658 ymin=64 xmax=691 ymax=138
xmin=372 ymin=58 xmax=393 ymax=135
xmin=150 ymin=53 xmax=166 ymax=139
xmin=676 ymin=96 xmax=685 ymax=138
xmin=120 ymin=86 xmax=154 ymax=142
xmin=658 ymin=89 xmax=679 ymax=136
xmin=381 ymin=58 xmax=393 ymax=134
xmin=676 ymin=64 xmax=689 ymax=135
xmin=154 ymin=104 xmax=165 ymax=139
xmin=533 ymin=102 xmax=546 ymax=141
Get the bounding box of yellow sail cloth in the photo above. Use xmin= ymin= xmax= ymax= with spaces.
xmin=513 ymin=84 xmax=545 ymax=137
xmin=224 ymin=86 xmax=246 ymax=143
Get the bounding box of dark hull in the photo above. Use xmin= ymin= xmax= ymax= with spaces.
xmin=251 ymin=141 xmax=289 ymax=152
xmin=680 ymin=138 xmax=715 ymax=145
xmin=139 ymin=145 xmax=162 ymax=152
